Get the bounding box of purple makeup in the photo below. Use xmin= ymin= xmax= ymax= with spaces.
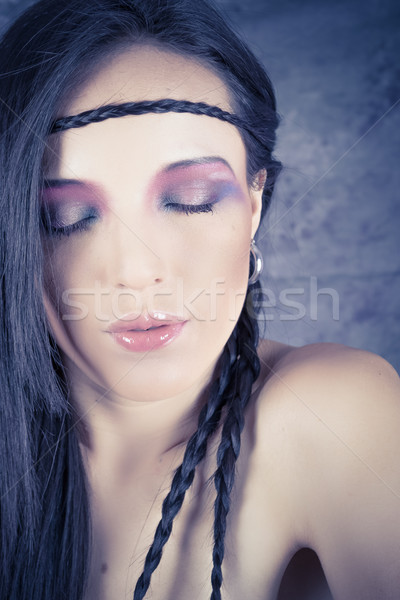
xmin=149 ymin=158 xmax=243 ymax=214
xmin=41 ymin=158 xmax=243 ymax=236
xmin=41 ymin=181 xmax=106 ymax=236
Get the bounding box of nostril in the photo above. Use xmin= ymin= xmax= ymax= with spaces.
xmin=115 ymin=276 xmax=163 ymax=290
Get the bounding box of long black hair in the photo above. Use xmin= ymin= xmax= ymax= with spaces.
xmin=0 ymin=1 xmax=281 ymax=598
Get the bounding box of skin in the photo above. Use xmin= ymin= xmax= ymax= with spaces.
xmin=43 ymin=46 xmax=400 ymax=599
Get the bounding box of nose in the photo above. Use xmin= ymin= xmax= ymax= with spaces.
xmin=109 ymin=218 xmax=166 ymax=291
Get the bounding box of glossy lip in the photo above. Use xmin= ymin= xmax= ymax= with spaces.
xmin=106 ymin=312 xmax=184 ymax=333
xmin=106 ymin=312 xmax=187 ymax=352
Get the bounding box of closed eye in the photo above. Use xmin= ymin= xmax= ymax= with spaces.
xmin=41 ymin=205 xmax=99 ymax=237
xmin=48 ymin=214 xmax=98 ymax=237
xmin=164 ymin=202 xmax=214 ymax=215
xmin=161 ymin=186 xmax=217 ymax=215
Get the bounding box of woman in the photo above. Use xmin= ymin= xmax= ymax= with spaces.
xmin=0 ymin=1 xmax=399 ymax=599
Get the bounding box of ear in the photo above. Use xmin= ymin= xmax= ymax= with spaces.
xmin=249 ymin=169 xmax=266 ymax=239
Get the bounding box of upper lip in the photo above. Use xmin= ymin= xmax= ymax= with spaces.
xmin=106 ymin=312 xmax=184 ymax=333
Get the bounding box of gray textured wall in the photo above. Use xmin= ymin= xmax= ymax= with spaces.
xmin=218 ymin=0 xmax=400 ymax=372
xmin=1 ymin=0 xmax=399 ymax=372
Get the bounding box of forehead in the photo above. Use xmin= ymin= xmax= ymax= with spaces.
xmin=63 ymin=44 xmax=233 ymax=116
xmin=46 ymin=45 xmax=247 ymax=185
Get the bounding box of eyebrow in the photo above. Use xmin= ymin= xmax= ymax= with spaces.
xmin=43 ymin=179 xmax=85 ymax=188
xmin=43 ymin=156 xmax=234 ymax=189
xmin=164 ymin=156 xmax=234 ymax=173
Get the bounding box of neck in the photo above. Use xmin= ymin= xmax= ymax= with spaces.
xmin=67 ymin=359 xmax=217 ymax=471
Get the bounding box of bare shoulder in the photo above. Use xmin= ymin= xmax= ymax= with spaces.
xmin=253 ymin=340 xmax=400 ymax=480
xmin=254 ymin=340 xmax=400 ymax=500
xmin=257 ymin=338 xmax=399 ymax=383
xmin=254 ymin=339 xmax=400 ymax=501
xmin=255 ymin=339 xmax=399 ymax=424
xmin=252 ymin=341 xmax=400 ymax=599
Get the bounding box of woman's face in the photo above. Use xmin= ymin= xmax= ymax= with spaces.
xmin=42 ymin=46 xmax=262 ymax=403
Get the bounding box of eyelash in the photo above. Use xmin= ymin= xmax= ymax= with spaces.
xmin=164 ymin=202 xmax=215 ymax=215
xmin=43 ymin=215 xmax=98 ymax=237
xmin=42 ymin=195 xmax=215 ymax=238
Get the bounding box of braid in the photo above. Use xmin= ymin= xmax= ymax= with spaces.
xmin=50 ymin=95 xmax=265 ymax=600
xmin=133 ymin=301 xmax=259 ymax=600
xmin=133 ymin=333 xmax=239 ymax=600
xmin=50 ymin=95 xmax=264 ymax=600
xmin=210 ymin=304 xmax=260 ymax=599
xmin=50 ymin=99 xmax=267 ymax=151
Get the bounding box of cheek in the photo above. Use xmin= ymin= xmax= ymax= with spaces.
xmin=42 ymin=197 xmax=252 ymax=320
xmin=183 ymin=204 xmax=251 ymax=281
xmin=179 ymin=206 xmax=252 ymax=324
xmin=43 ymin=241 xmax=95 ymax=321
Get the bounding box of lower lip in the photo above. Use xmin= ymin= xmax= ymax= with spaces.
xmin=110 ymin=322 xmax=186 ymax=352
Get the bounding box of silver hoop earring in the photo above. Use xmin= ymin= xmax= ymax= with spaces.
xmin=249 ymin=240 xmax=263 ymax=285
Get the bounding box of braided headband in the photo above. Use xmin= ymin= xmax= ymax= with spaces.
xmin=50 ymin=98 xmax=263 ymax=148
